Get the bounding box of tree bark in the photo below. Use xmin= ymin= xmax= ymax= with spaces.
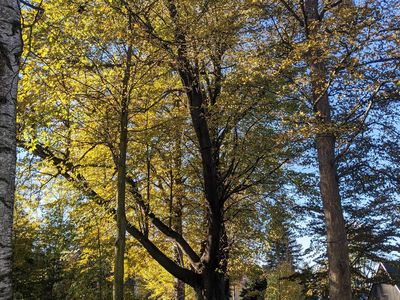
xmin=194 ymin=272 xmax=229 ymax=300
xmin=113 ymin=44 xmax=133 ymax=300
xmin=0 ymin=1 xmax=22 ymax=299
xmin=305 ymin=1 xmax=352 ymax=299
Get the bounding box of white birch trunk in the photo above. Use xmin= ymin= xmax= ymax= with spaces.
xmin=0 ymin=0 xmax=22 ymax=298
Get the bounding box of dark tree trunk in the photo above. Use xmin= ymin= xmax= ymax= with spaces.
xmin=305 ymin=1 xmax=352 ymax=299
xmin=194 ymin=272 xmax=230 ymax=300
xmin=165 ymin=2 xmax=230 ymax=299
xmin=0 ymin=1 xmax=22 ymax=299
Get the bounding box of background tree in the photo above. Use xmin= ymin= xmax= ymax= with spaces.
xmin=250 ymin=0 xmax=399 ymax=298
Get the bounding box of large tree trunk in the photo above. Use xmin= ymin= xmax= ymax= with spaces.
xmin=166 ymin=1 xmax=230 ymax=298
xmin=315 ymin=120 xmax=351 ymax=300
xmin=305 ymin=1 xmax=352 ymax=299
xmin=113 ymin=45 xmax=133 ymax=300
xmin=0 ymin=1 xmax=22 ymax=299
xmin=194 ymin=272 xmax=229 ymax=300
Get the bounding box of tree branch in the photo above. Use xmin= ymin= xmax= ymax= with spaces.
xmin=126 ymin=176 xmax=202 ymax=270
xmin=18 ymin=140 xmax=200 ymax=286
xmin=279 ymin=0 xmax=305 ymax=26
xmin=125 ymin=222 xmax=201 ymax=286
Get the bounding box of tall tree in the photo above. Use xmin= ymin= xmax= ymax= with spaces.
xmin=304 ymin=1 xmax=352 ymax=298
xmin=0 ymin=0 xmax=22 ymax=298
xmin=259 ymin=0 xmax=399 ymax=298
xmin=114 ymin=43 xmax=133 ymax=300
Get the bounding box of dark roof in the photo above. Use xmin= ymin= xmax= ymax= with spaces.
xmin=379 ymin=262 xmax=400 ymax=287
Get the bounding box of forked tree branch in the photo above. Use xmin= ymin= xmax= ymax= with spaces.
xmin=126 ymin=176 xmax=202 ymax=270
